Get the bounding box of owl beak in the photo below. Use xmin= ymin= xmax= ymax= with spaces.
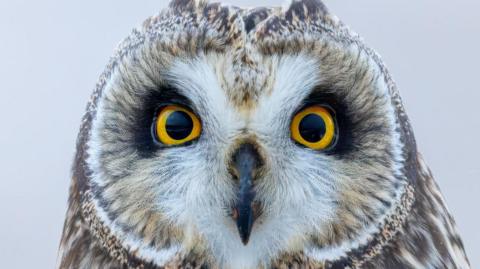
xmin=231 ymin=143 xmax=262 ymax=245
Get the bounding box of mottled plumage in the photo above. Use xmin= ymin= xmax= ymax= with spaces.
xmin=57 ymin=0 xmax=470 ymax=268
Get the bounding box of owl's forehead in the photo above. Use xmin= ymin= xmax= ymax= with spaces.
xmin=164 ymin=52 xmax=319 ymax=113
xmin=140 ymin=0 xmax=336 ymax=108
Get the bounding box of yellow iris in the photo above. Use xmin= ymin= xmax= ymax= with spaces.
xmin=155 ymin=105 xmax=201 ymax=145
xmin=290 ymin=106 xmax=336 ymax=150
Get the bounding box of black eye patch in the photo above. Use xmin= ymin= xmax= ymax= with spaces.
xmin=131 ymin=86 xmax=196 ymax=157
xmin=296 ymin=89 xmax=354 ymax=156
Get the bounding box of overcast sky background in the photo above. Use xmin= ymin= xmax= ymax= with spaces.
xmin=0 ymin=0 xmax=478 ymax=268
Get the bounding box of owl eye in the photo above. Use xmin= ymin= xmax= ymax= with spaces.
xmin=290 ymin=106 xmax=336 ymax=150
xmin=154 ymin=105 xmax=201 ymax=145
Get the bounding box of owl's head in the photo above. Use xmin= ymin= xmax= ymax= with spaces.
xmin=78 ymin=0 xmax=416 ymax=268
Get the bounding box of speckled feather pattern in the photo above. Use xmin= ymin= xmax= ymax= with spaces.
xmin=57 ymin=0 xmax=470 ymax=268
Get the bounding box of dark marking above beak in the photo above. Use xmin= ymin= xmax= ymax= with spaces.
xmin=230 ymin=143 xmax=262 ymax=245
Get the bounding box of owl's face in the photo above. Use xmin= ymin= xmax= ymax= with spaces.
xmin=85 ymin=1 xmax=409 ymax=268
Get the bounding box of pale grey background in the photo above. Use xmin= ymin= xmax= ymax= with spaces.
xmin=0 ymin=0 xmax=478 ymax=268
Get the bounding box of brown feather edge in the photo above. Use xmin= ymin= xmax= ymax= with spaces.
xmin=323 ymin=184 xmax=415 ymax=269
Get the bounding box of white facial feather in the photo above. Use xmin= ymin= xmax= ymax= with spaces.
xmin=86 ymin=44 xmax=406 ymax=268
xmin=153 ymin=54 xmax=340 ymax=268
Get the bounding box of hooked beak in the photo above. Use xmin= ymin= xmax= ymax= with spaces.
xmin=230 ymin=143 xmax=262 ymax=245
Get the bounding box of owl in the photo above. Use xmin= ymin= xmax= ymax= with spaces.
xmin=57 ymin=0 xmax=471 ymax=268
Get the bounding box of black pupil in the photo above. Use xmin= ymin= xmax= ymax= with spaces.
xmin=299 ymin=113 xmax=326 ymax=143
xmin=165 ymin=111 xmax=193 ymax=140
